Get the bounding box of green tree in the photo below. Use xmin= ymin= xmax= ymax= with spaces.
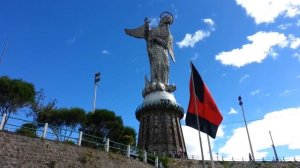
xmin=81 ymin=109 xmax=136 ymax=147
xmin=0 ymin=76 xmax=35 ymax=127
xmin=27 ymin=89 xmax=57 ymax=122
xmin=16 ymin=123 xmax=38 ymax=138
xmin=82 ymin=109 xmax=123 ymax=140
xmin=120 ymin=126 xmax=137 ymax=145
xmin=36 ymin=107 xmax=86 ymax=141
xmin=60 ymin=107 xmax=86 ymax=140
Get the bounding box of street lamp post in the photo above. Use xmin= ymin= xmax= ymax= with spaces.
xmin=238 ymin=96 xmax=255 ymax=161
xmin=93 ymin=72 xmax=101 ymax=112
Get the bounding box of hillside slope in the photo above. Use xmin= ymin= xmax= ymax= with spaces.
xmin=0 ymin=131 xmax=152 ymax=168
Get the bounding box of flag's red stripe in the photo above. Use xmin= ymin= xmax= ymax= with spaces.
xmin=187 ymin=77 xmax=223 ymax=126
xmin=186 ymin=112 xmax=219 ymax=139
xmin=186 ymin=62 xmax=223 ymax=139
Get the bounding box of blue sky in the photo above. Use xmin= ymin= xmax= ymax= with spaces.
xmin=1 ymin=0 xmax=300 ymax=161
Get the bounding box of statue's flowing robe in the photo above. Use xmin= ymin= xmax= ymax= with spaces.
xmin=148 ymin=25 xmax=170 ymax=85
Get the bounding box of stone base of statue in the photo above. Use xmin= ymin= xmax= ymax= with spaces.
xmin=136 ymin=90 xmax=187 ymax=157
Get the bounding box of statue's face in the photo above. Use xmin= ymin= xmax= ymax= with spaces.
xmin=161 ymin=16 xmax=172 ymax=25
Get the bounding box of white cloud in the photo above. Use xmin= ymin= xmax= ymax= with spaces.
xmin=288 ymin=34 xmax=300 ymax=49
xmin=215 ymin=31 xmax=287 ymax=67
xmin=280 ymin=89 xmax=296 ymax=96
xmin=286 ymin=155 xmax=300 ymax=161
xmin=182 ymin=113 xmax=186 ymax=121
xmin=101 ymin=50 xmax=110 ymax=55
xmin=203 ymin=18 xmax=215 ymax=31
xmin=250 ymin=89 xmax=260 ymax=96
xmin=182 ymin=125 xmax=224 ymax=160
xmin=177 ymin=30 xmax=210 ymax=48
xmin=66 ymin=37 xmax=76 ymax=45
xmin=203 ymin=18 xmax=215 ymax=27
xmin=216 ymin=125 xmax=225 ymax=138
xmin=149 ymin=17 xmax=159 ymax=28
xmin=239 ymin=74 xmax=250 ymax=83
xmin=228 ymin=107 xmax=238 ymax=115
xmin=236 ymin=0 xmax=300 ymax=24
xmin=297 ymin=20 xmax=300 ymax=26
xmin=219 ymin=107 xmax=300 ymax=161
xmin=277 ymin=23 xmax=292 ymax=30
xmin=293 ymin=53 xmax=300 ymax=61
xmin=171 ymin=4 xmax=179 ymax=19
xmin=191 ymin=52 xmax=199 ymax=61
xmin=182 ymin=126 xmax=211 ymax=159
xmin=177 ymin=19 xmax=215 ymax=48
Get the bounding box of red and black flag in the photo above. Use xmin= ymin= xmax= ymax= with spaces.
xmin=186 ymin=62 xmax=223 ymax=139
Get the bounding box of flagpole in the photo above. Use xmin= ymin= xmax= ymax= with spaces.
xmin=190 ymin=61 xmax=206 ymax=168
xmin=269 ymin=131 xmax=279 ymax=162
xmin=207 ymin=135 xmax=215 ymax=168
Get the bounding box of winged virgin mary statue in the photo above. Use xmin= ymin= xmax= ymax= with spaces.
xmin=125 ymin=12 xmax=176 ymax=97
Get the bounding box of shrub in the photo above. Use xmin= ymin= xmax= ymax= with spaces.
xmin=16 ymin=123 xmax=38 ymax=138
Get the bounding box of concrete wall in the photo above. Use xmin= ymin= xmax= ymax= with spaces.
xmin=0 ymin=131 xmax=152 ymax=168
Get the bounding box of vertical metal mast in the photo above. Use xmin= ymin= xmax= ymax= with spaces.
xmin=93 ymin=72 xmax=101 ymax=112
xmin=190 ymin=62 xmax=205 ymax=168
xmin=238 ymin=96 xmax=255 ymax=161
xmin=269 ymin=131 xmax=279 ymax=162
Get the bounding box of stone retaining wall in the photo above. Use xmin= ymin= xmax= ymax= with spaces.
xmin=0 ymin=131 xmax=299 ymax=168
xmin=0 ymin=131 xmax=152 ymax=168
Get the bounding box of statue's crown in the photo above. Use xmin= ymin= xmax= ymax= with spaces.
xmin=160 ymin=11 xmax=173 ymax=24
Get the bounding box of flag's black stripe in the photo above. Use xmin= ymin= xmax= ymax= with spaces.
xmin=191 ymin=63 xmax=204 ymax=102
xmin=186 ymin=111 xmax=218 ymax=139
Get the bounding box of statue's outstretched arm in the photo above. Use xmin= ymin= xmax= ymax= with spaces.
xmin=125 ymin=24 xmax=146 ymax=39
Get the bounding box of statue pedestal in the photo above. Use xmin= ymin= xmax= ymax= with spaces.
xmin=136 ymin=91 xmax=186 ymax=157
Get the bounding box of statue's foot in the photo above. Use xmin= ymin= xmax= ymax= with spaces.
xmin=156 ymin=82 xmax=166 ymax=91
xmin=142 ymin=82 xmax=176 ymax=97
xmin=166 ymin=84 xmax=176 ymax=92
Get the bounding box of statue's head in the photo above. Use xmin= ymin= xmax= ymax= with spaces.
xmin=160 ymin=11 xmax=173 ymax=25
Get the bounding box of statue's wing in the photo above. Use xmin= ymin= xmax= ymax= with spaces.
xmin=125 ymin=24 xmax=146 ymax=39
xmin=167 ymin=35 xmax=175 ymax=63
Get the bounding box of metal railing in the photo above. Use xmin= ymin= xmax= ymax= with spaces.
xmin=1 ymin=113 xmax=298 ymax=167
xmin=0 ymin=113 xmax=160 ymax=167
xmin=187 ymin=154 xmax=299 ymax=162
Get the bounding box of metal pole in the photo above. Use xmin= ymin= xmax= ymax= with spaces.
xmin=93 ymin=83 xmax=97 ymax=112
xmin=207 ymin=135 xmax=215 ymax=168
xmin=93 ymin=72 xmax=100 ymax=112
xmin=42 ymin=123 xmax=48 ymax=139
xmin=190 ymin=62 xmax=206 ymax=168
xmin=78 ymin=131 xmax=83 ymax=146
xmin=269 ymin=131 xmax=279 ymax=162
xmin=155 ymin=156 xmax=159 ymax=168
xmin=127 ymin=145 xmax=130 ymax=158
xmin=105 ymin=138 xmax=110 ymax=152
xmin=0 ymin=113 xmax=7 ymax=130
xmin=143 ymin=151 xmax=147 ymax=163
xmin=238 ymin=96 xmax=255 ymax=161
